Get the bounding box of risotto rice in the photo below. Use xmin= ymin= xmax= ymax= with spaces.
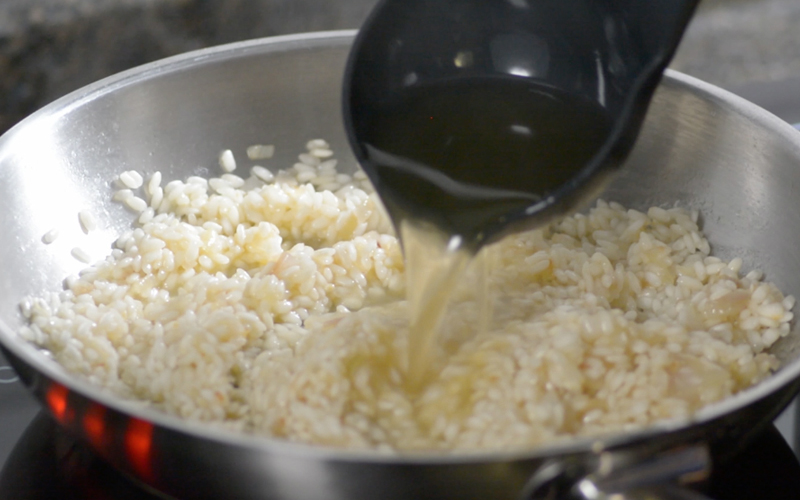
xmin=20 ymin=141 xmax=794 ymax=453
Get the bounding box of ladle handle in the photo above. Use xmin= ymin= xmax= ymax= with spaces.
xmin=524 ymin=445 xmax=713 ymax=500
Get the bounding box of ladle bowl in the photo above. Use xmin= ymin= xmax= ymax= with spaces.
xmin=344 ymin=0 xmax=700 ymax=248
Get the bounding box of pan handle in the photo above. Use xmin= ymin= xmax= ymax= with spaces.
xmin=523 ymin=444 xmax=714 ymax=500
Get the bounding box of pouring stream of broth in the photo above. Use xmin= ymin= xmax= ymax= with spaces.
xmin=343 ymin=0 xmax=699 ymax=387
xmin=361 ymin=76 xmax=614 ymax=386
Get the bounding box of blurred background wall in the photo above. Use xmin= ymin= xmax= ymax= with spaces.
xmin=1 ymin=0 xmax=800 ymax=134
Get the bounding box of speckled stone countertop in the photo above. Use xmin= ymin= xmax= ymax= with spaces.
xmin=674 ymin=0 xmax=800 ymax=86
xmin=0 ymin=0 xmax=799 ymax=133
xmin=0 ymin=0 xmax=376 ymax=133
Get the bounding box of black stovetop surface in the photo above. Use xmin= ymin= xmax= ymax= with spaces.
xmin=0 ymin=408 xmax=799 ymax=500
xmin=1 ymin=344 xmax=800 ymax=500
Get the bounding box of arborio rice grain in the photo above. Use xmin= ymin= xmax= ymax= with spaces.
xmin=20 ymin=142 xmax=794 ymax=453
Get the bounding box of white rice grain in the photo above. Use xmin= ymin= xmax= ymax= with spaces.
xmin=251 ymin=166 xmax=274 ymax=183
xmin=149 ymin=187 xmax=164 ymax=210
xmin=147 ymin=171 xmax=162 ymax=195
xmin=306 ymin=139 xmax=329 ymax=150
xmin=219 ymin=149 xmax=237 ymax=173
xmin=78 ymin=210 xmax=97 ymax=234
xmin=112 ymin=189 xmax=134 ymax=203
xmin=118 ymin=170 xmax=144 ymax=189
xmin=247 ymin=144 xmax=275 ymax=160
xmin=124 ymin=196 xmax=148 ymax=213
xmin=70 ymin=247 xmax=92 ymax=264
xmin=41 ymin=228 xmax=59 ymax=244
xmin=309 ymin=148 xmax=334 ymax=158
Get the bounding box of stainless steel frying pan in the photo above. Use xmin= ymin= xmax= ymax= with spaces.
xmin=1 ymin=31 xmax=800 ymax=500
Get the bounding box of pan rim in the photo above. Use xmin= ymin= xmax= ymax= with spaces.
xmin=1 ymin=29 xmax=799 ymax=465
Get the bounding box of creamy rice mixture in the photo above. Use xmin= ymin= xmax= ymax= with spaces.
xmin=20 ymin=141 xmax=794 ymax=453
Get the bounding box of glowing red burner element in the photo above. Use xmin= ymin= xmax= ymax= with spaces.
xmin=125 ymin=418 xmax=155 ymax=482
xmin=83 ymin=403 xmax=107 ymax=451
xmin=45 ymin=383 xmax=69 ymax=422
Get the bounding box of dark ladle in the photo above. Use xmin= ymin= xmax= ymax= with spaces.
xmin=343 ymin=0 xmax=699 ymax=252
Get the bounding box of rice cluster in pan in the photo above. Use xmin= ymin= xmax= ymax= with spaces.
xmin=20 ymin=140 xmax=794 ymax=453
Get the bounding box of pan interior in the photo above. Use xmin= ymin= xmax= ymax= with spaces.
xmin=1 ymin=32 xmax=799 ymax=459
